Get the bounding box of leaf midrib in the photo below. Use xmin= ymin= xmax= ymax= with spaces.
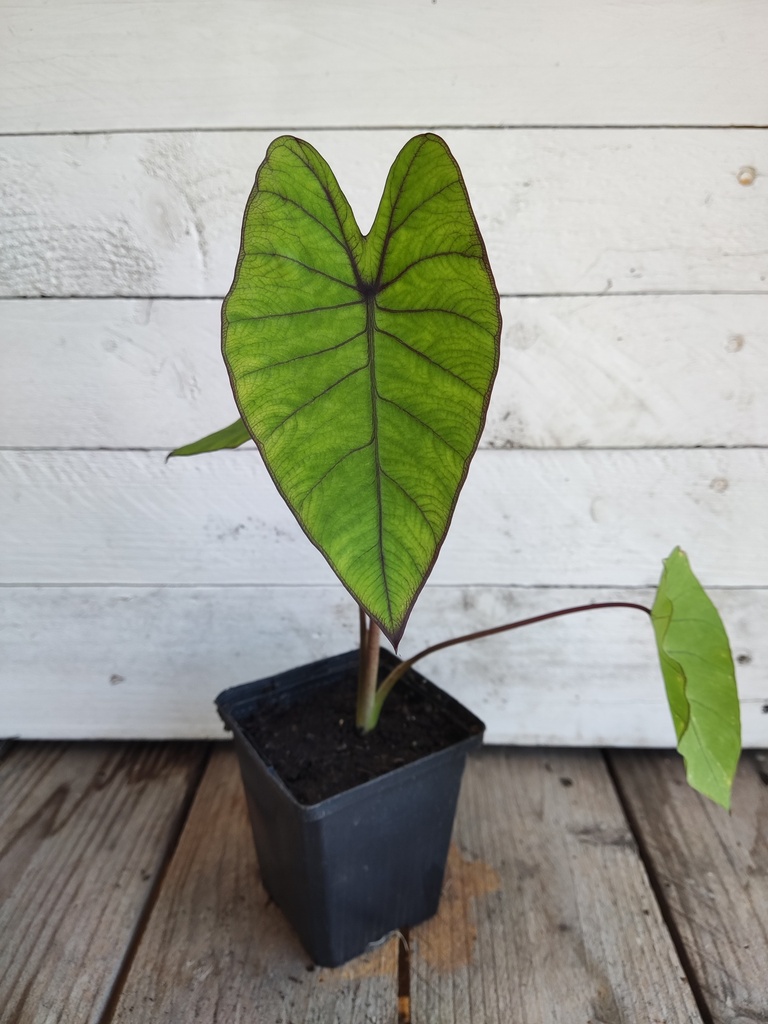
xmin=365 ymin=290 xmax=393 ymax=625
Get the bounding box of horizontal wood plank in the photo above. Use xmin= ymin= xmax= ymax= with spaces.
xmin=111 ymin=744 xmax=398 ymax=1022
xmin=2 ymin=129 xmax=767 ymax=297
xmin=2 ymin=585 xmax=765 ymax=745
xmin=609 ymin=750 xmax=768 ymax=1024
xmin=2 ymin=448 xmax=765 ymax=587
xmin=409 ymin=748 xmax=703 ymax=1023
xmin=3 ymin=295 xmax=767 ymax=450
xmin=1 ymin=1 xmax=766 ymax=132
xmin=0 ymin=741 xmax=207 ymax=1024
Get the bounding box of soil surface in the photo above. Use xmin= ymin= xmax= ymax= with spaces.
xmin=240 ymin=666 xmax=481 ymax=806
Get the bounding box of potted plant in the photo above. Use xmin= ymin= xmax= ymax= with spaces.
xmin=170 ymin=134 xmax=741 ymax=967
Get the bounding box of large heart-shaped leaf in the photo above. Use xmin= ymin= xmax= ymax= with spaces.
xmin=222 ymin=134 xmax=501 ymax=645
xmin=651 ymin=547 xmax=741 ymax=808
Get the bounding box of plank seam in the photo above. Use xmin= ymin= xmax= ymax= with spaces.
xmin=4 ymin=290 xmax=768 ymax=301
xmin=603 ymin=751 xmax=715 ymax=1024
xmin=4 ymin=444 xmax=768 ymax=454
xmin=1 ymin=125 xmax=767 ymax=139
xmin=3 ymin=582 xmax=767 ymax=591
xmin=398 ymin=929 xmax=411 ymax=1024
xmin=97 ymin=742 xmax=213 ymax=1024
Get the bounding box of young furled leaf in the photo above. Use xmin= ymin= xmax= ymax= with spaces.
xmin=222 ymin=134 xmax=501 ymax=646
xmin=651 ymin=547 xmax=741 ymax=809
xmin=168 ymin=418 xmax=251 ymax=459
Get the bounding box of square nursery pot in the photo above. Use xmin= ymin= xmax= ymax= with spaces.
xmin=215 ymin=648 xmax=485 ymax=967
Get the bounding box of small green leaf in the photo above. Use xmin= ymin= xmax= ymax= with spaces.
xmin=167 ymin=418 xmax=252 ymax=459
xmin=223 ymin=134 xmax=501 ymax=646
xmin=651 ymin=547 xmax=741 ymax=808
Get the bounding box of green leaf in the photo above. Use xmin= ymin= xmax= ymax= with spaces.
xmin=168 ymin=418 xmax=252 ymax=458
xmin=651 ymin=547 xmax=741 ymax=808
xmin=223 ymin=134 xmax=501 ymax=645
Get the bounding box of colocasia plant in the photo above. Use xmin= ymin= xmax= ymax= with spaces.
xmin=172 ymin=134 xmax=741 ymax=808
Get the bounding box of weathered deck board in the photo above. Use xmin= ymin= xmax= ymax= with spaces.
xmin=110 ymin=744 xmax=399 ymax=1023
xmin=0 ymin=742 xmax=207 ymax=1024
xmin=409 ymin=749 xmax=702 ymax=1023
xmin=609 ymin=750 xmax=768 ymax=1024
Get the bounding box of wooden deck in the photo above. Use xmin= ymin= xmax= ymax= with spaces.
xmin=1 ymin=742 xmax=765 ymax=1024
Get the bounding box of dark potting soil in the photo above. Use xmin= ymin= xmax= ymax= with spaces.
xmin=240 ymin=667 xmax=478 ymax=806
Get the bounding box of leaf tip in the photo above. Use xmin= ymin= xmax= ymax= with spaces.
xmin=686 ymin=766 xmax=734 ymax=811
xmin=381 ymin=620 xmax=405 ymax=654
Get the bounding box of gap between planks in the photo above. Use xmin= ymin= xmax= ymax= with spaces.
xmin=0 ymin=742 xmax=210 ymax=1024
xmin=607 ymin=750 xmax=768 ymax=1024
xmin=98 ymin=744 xmax=213 ymax=1024
xmin=397 ymin=929 xmax=411 ymax=1024
xmin=604 ymin=751 xmax=716 ymax=1024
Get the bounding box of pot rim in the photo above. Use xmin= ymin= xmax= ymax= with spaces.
xmin=215 ymin=648 xmax=485 ymax=818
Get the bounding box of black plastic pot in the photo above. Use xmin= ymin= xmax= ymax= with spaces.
xmin=215 ymin=648 xmax=485 ymax=967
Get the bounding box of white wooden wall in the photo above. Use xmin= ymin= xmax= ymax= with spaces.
xmin=1 ymin=0 xmax=767 ymax=745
